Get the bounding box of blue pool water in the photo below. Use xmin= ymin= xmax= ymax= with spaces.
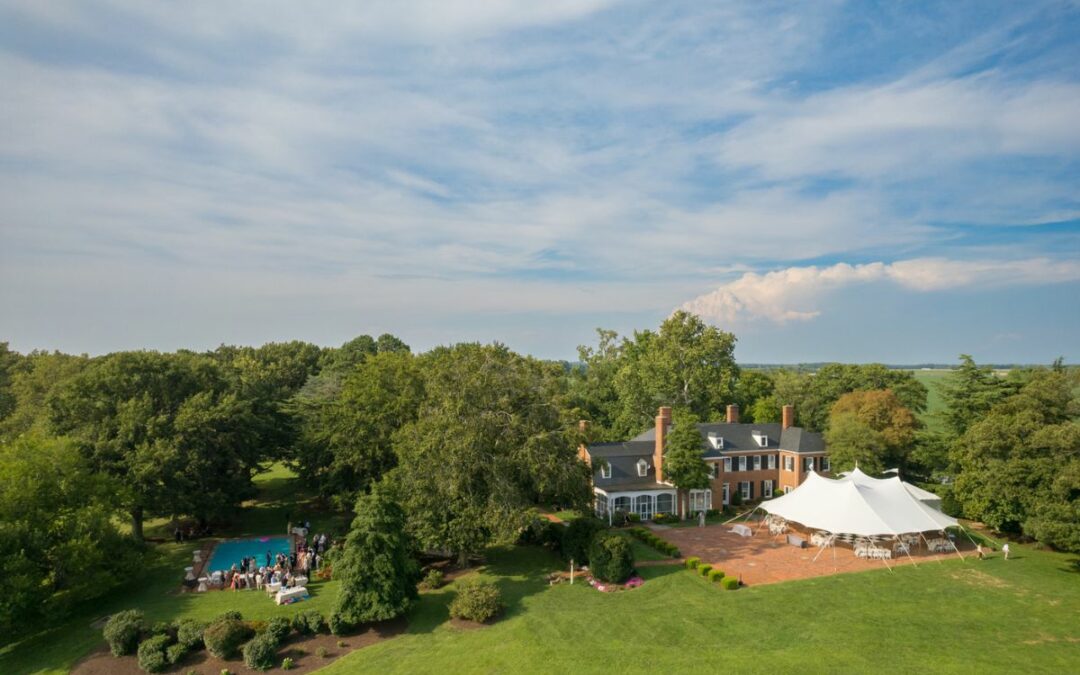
xmin=207 ymin=536 xmax=291 ymax=572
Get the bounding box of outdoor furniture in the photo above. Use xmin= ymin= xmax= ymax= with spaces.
xmin=266 ymin=581 xmax=282 ymax=596
xmin=184 ymin=566 xmax=195 ymax=581
xmin=811 ymin=532 xmax=831 ymax=547
xmin=275 ymin=586 xmax=309 ymax=605
xmin=210 ymin=571 xmax=223 ymax=587
xmin=193 ymin=551 xmax=202 ymax=564
xmin=731 ymin=524 xmax=753 ymax=538
xmin=893 ymin=541 xmax=910 ymax=555
xmin=196 ymin=577 xmax=209 ymax=592
xmin=291 ymin=575 xmax=308 ymax=588
xmin=786 ymin=533 xmax=806 ymax=548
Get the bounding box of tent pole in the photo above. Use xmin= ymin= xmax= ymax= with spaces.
xmin=919 ymin=532 xmax=944 ymax=565
xmin=898 ymin=535 xmax=918 ymax=568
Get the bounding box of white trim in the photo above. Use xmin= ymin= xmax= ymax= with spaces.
xmin=723 ymin=457 xmax=732 ymax=473
xmin=636 ymin=458 xmax=649 ymax=477
xmin=768 ymin=454 xmax=776 ymax=470
xmin=753 ymin=455 xmax=762 ymax=471
xmin=600 ymin=463 xmax=611 ymax=479
xmin=738 ymin=456 xmax=747 ymax=472
xmin=763 ymin=480 xmax=774 ymax=498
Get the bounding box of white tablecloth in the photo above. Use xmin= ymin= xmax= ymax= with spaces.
xmin=275 ymin=586 xmax=309 ymax=605
xmin=266 ymin=581 xmax=282 ymax=595
xmin=731 ymin=524 xmax=752 ymax=538
xmin=291 ymin=575 xmax=308 ymax=587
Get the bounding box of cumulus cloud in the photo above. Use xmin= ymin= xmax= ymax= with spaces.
xmin=679 ymin=258 xmax=1080 ymax=325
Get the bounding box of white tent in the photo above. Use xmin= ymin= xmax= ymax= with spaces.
xmin=760 ymin=469 xmax=958 ymax=537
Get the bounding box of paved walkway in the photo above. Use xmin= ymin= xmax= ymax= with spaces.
xmin=651 ymin=523 xmax=964 ymax=586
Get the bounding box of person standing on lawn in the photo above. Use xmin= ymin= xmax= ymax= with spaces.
xmin=1003 ymin=543 xmax=1010 ymax=560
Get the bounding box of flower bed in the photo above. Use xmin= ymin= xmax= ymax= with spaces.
xmin=587 ymin=574 xmax=644 ymax=592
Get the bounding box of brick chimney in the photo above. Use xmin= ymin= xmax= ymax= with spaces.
xmin=654 ymin=406 xmax=672 ymax=482
xmin=782 ymin=404 xmax=795 ymax=430
xmin=726 ymin=404 xmax=739 ymax=424
xmin=577 ymin=420 xmax=590 ymax=464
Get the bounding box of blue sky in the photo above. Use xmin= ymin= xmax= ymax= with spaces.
xmin=1 ymin=1 xmax=1077 ymax=363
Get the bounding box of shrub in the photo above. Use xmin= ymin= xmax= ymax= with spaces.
xmin=699 ymin=564 xmax=713 ymax=576
xmin=175 ymin=618 xmax=205 ymax=650
xmin=149 ymin=621 xmax=173 ymax=638
xmin=627 ymin=513 xmax=641 ymax=523
xmin=265 ymin=616 xmax=292 ymax=643
xmin=705 ymin=508 xmax=721 ymax=518
xmin=317 ymin=646 xmax=329 ymax=658
xmin=282 ymin=656 xmax=295 ymax=670
xmin=448 ymin=578 xmax=503 ymax=623
xmin=293 ymin=609 xmax=325 ymax=635
xmin=707 ymin=568 xmax=725 ymax=582
xmin=203 ymin=618 xmax=252 ymax=659
xmin=421 ymin=568 xmax=444 ymax=590
xmin=561 ymin=517 xmax=606 ymax=564
xmin=219 ymin=610 xmax=243 ymax=622
xmin=337 ymin=639 xmax=347 ymax=648
xmin=685 ymin=556 xmax=701 ymax=570
xmin=588 ymin=532 xmax=635 ymax=583
xmin=104 ymin=610 xmax=145 ymax=656
xmin=243 ymin=632 xmax=278 ymax=671
xmin=136 ymin=634 xmax=171 ymax=674
xmin=721 ymin=576 xmax=740 ymax=590
xmin=328 ymin=612 xmax=350 ymax=636
xmin=166 ymin=643 xmax=189 ymax=665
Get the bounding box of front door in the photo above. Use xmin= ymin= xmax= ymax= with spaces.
xmin=636 ymin=495 xmax=653 ymax=521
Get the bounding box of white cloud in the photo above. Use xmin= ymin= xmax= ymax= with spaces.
xmin=679 ymin=258 xmax=1080 ymax=325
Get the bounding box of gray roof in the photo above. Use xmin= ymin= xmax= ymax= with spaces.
xmin=626 ymin=422 xmax=824 ymax=457
xmin=778 ymin=426 xmax=824 ymax=454
xmin=587 ymin=441 xmax=666 ymax=490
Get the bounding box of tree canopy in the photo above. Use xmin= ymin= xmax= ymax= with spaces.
xmin=663 ymin=409 xmax=711 ymax=512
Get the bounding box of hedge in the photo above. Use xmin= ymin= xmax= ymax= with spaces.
xmin=265 ymin=616 xmax=292 ymax=643
xmin=698 ymin=564 xmax=713 ymax=576
xmin=136 ymin=634 xmax=171 ymax=673
xmin=292 ymin=609 xmax=325 ymax=635
xmin=588 ymin=532 xmax=635 ymax=583
xmin=243 ymin=632 xmax=279 ymax=671
xmin=685 ymin=556 xmax=701 ymax=569
xmin=103 ymin=609 xmax=145 ymax=657
xmin=707 ymin=568 xmax=725 ymax=582
xmin=449 ymin=578 xmax=503 ymax=623
xmin=721 ymin=576 xmax=740 ymax=590
xmin=203 ymin=618 xmax=252 ymax=659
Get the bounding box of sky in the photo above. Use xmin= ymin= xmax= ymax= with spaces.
xmin=1 ymin=0 xmax=1078 ymax=364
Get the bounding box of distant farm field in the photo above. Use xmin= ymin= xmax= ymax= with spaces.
xmin=910 ymin=369 xmax=952 ymax=432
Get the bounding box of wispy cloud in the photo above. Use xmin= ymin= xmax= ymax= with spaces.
xmin=679 ymin=258 xmax=1080 ymax=325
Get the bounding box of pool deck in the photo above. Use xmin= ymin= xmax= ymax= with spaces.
xmin=183 ymin=534 xmax=297 ymax=592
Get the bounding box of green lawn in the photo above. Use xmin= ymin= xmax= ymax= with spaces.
xmin=910 ymin=369 xmax=952 ymax=433
xmin=323 ymin=544 xmax=1080 ymax=674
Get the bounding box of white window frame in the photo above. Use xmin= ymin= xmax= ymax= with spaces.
xmin=768 ymin=454 xmax=776 ymax=470
xmin=636 ymin=459 xmax=648 ymax=477
xmin=740 ymin=481 xmax=751 ymax=500
xmin=722 ymin=482 xmax=729 ymax=504
xmin=600 ymin=463 xmax=611 ymax=479
xmin=656 ymin=492 xmax=674 ymax=515
xmin=689 ymin=489 xmax=712 ymax=513
xmin=723 ymin=457 xmax=732 ymax=473
xmin=738 ymin=455 xmax=747 ymax=472
xmin=763 ymin=480 xmax=773 ymax=498
xmin=708 ymin=462 xmax=719 ymax=479
xmin=805 ymin=457 xmax=815 ymax=472
xmin=783 ymin=455 xmax=794 ymax=472
xmin=821 ymin=456 xmax=831 ymax=472
xmin=753 ymin=455 xmax=762 ymax=471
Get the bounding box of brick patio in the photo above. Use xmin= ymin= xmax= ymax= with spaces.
xmin=651 ymin=522 xmax=965 ymax=586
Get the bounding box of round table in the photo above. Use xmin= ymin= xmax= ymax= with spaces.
xmin=184 ymin=566 xmax=195 ymax=581
xmin=196 ymin=577 xmax=209 ymax=592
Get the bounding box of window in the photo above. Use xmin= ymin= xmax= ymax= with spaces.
xmin=636 ymin=459 xmax=648 ymax=477
xmin=821 ymin=456 xmax=831 ymax=472
xmin=763 ymin=480 xmax=773 ymax=498
xmin=753 ymin=455 xmax=762 ymax=471
xmin=740 ymin=481 xmax=751 ymax=500
xmin=708 ymin=462 xmax=719 ymax=479
xmin=723 ymin=457 xmax=732 ymax=473
xmin=738 ymin=456 xmax=747 ymax=471
xmin=805 ymin=457 xmax=815 ymax=472
xmin=635 ymin=494 xmax=654 ymax=520
xmin=689 ymin=489 xmax=712 ymax=513
xmin=656 ymin=493 xmax=674 ymax=515
xmin=613 ymin=496 xmax=630 ymax=513
xmin=722 ymin=483 xmax=729 ymax=505
xmin=768 ymin=454 xmax=777 ymax=470
xmin=752 ymin=432 xmax=768 ymax=447
xmin=783 ymin=455 xmax=794 ymax=472
xmin=599 ymin=463 xmax=611 ymax=479
xmin=784 ymin=486 xmax=793 ymax=494
xmin=595 ymin=494 xmax=608 ymax=516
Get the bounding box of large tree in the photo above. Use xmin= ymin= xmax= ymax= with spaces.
xmin=662 ymin=410 xmax=711 ymax=517
xmin=772 ymin=364 xmax=927 ymax=432
xmin=49 ymin=351 xmax=263 ymax=538
xmin=391 ymin=343 xmax=590 ymax=565
xmin=937 ymin=355 xmax=1012 ymax=436
xmin=293 ymin=351 xmax=425 ymax=508
xmin=950 ymin=367 xmax=1079 ymax=547
xmin=332 ymin=488 xmax=419 ymax=625
xmin=829 ymin=389 xmax=920 ymax=470
xmin=0 ymin=349 xmax=89 ymax=441
xmin=0 ymin=435 xmax=142 ymax=634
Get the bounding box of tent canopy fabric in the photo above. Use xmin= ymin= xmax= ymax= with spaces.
xmin=761 ymin=469 xmax=958 ymax=537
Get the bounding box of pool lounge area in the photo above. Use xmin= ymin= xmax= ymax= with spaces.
xmin=205 ymin=535 xmax=292 ymax=573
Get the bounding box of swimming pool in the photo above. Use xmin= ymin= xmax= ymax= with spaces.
xmin=206 ymin=536 xmax=291 ymax=572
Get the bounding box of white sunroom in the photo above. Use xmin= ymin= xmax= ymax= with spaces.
xmin=593 ymin=486 xmax=679 ymax=524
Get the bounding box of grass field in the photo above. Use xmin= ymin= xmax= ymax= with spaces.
xmin=6 ymin=461 xmax=1079 ymax=674
xmin=910 ymin=369 xmax=952 ymax=432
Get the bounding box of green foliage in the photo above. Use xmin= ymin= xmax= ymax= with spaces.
xmin=0 ymin=349 xmax=88 ymax=441
xmin=771 ymin=364 xmax=928 ymax=432
xmin=561 ymin=517 xmax=605 ymax=564
xmin=827 ymin=389 xmax=920 ymax=471
xmin=627 ymin=527 xmax=679 ymax=558
xmin=282 ymin=656 xmax=295 ymax=670
xmin=421 ymin=568 xmax=445 ymax=590
xmin=587 ymin=532 xmax=634 ymax=583
xmin=243 ymin=632 xmax=279 ymax=671
xmin=136 ymin=634 xmax=171 ymax=673
xmin=103 ymin=609 xmax=145 ymax=657
xmin=265 ymin=616 xmax=292 ymax=643
xmin=165 ymin=643 xmax=189 ymax=666
xmin=698 ymin=564 xmax=712 ymax=576
xmin=448 ymin=578 xmax=503 ymax=623
xmin=824 ymin=413 xmax=888 ymax=474
xmin=393 ymin=343 xmax=590 ymax=564
xmin=938 ymin=355 xmax=1012 ymax=436
xmin=202 ymin=618 xmax=252 ymax=659
xmin=685 ymin=556 xmax=701 ymax=569
xmin=219 ymin=610 xmax=243 ymax=622
xmin=664 ymin=409 xmax=711 ymax=492
xmin=721 ymin=576 xmax=740 ymax=590
xmin=332 ymin=489 xmax=419 ymax=625
xmin=328 ymin=612 xmax=350 ymax=636
xmin=291 ymin=350 xmax=424 ymax=509
xmin=173 ymin=618 xmax=204 ymax=650
xmin=707 ymin=568 xmax=725 ymax=582
xmin=292 ymin=609 xmax=325 ymax=635
xmin=317 ymin=646 xmax=329 ymax=658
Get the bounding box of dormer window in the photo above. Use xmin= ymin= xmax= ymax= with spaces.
xmin=600 ymin=463 xmax=611 ymax=479
xmin=707 ymin=432 xmax=724 ymax=450
xmin=636 ymin=459 xmax=649 ymax=477
xmin=752 ymin=431 xmax=768 ymax=447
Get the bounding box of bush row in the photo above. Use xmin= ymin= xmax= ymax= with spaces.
xmin=626 ymin=527 xmax=681 ymax=558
